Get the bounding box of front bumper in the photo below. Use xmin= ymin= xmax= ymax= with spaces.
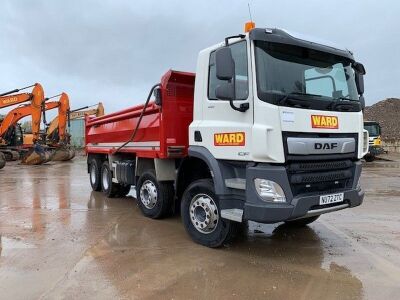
xmin=242 ymin=162 xmax=364 ymax=223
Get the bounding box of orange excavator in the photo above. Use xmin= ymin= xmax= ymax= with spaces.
xmin=46 ymin=102 xmax=104 ymax=145
xmin=44 ymin=102 xmax=104 ymax=161
xmin=0 ymin=83 xmax=46 ymax=164
xmin=22 ymin=93 xmax=76 ymax=161
xmin=0 ymin=99 xmax=63 ymax=160
xmin=43 ymin=92 xmax=76 ymax=161
xmin=10 ymin=93 xmax=74 ymax=162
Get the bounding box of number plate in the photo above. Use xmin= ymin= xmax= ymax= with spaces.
xmin=319 ymin=193 xmax=344 ymax=205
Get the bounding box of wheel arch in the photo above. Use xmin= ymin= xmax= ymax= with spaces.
xmin=176 ymin=146 xmax=225 ymax=200
xmin=87 ymin=153 xmax=107 ymax=173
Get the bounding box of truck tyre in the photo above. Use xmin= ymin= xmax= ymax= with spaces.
xmin=89 ymin=158 xmax=102 ymax=191
xmin=364 ymin=155 xmax=375 ymax=162
xmin=136 ymin=171 xmax=174 ymax=219
xmin=101 ymin=161 xmax=120 ymax=197
xmin=181 ymin=179 xmax=237 ymax=248
xmin=284 ymin=215 xmax=320 ymax=227
xmin=0 ymin=153 xmax=5 ymax=169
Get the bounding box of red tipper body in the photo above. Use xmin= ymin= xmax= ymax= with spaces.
xmin=85 ymin=70 xmax=195 ymax=159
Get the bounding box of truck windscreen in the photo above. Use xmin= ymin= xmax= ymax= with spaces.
xmin=364 ymin=124 xmax=380 ymax=137
xmin=254 ymin=41 xmax=359 ymax=109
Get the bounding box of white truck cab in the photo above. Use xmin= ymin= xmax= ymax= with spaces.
xmin=184 ymin=26 xmax=368 ymax=246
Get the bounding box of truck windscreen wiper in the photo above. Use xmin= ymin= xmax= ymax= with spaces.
xmin=278 ymin=92 xmax=323 ymax=107
xmin=329 ymin=96 xmax=361 ymax=111
xmin=333 ymin=96 xmax=359 ymax=102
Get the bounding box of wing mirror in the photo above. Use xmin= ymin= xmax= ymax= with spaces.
xmin=215 ymin=47 xmax=235 ymax=81
xmin=154 ymin=87 xmax=162 ymax=106
xmin=214 ymin=46 xmax=249 ymax=112
xmin=353 ymin=61 xmax=365 ymax=97
xmin=353 ymin=62 xmax=366 ymax=75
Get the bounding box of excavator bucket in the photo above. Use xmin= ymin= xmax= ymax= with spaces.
xmin=0 ymin=152 xmax=5 ymax=169
xmin=21 ymin=144 xmax=50 ymax=165
xmin=52 ymin=147 xmax=75 ymax=161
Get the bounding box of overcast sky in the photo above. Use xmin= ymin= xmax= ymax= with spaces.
xmin=1 ymin=0 xmax=399 ymax=120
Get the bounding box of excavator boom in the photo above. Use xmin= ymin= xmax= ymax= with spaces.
xmin=0 ymin=101 xmax=59 ymax=140
xmin=0 ymin=83 xmax=37 ymax=108
xmin=46 ymin=102 xmax=104 ymax=142
xmin=57 ymin=93 xmax=70 ymax=143
xmin=0 ymin=83 xmax=45 ymax=143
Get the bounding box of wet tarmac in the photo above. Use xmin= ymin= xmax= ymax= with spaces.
xmin=0 ymin=158 xmax=399 ymax=299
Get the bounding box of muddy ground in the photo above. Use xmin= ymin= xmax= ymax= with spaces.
xmin=0 ymin=157 xmax=399 ymax=299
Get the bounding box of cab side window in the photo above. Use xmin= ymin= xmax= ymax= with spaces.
xmin=208 ymin=41 xmax=248 ymax=100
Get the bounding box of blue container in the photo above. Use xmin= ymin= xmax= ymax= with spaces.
xmin=67 ymin=119 xmax=85 ymax=148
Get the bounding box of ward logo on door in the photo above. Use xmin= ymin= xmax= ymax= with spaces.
xmin=214 ymin=132 xmax=245 ymax=146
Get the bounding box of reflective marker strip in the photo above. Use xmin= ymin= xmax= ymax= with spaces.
xmin=87 ymin=141 xmax=160 ymax=149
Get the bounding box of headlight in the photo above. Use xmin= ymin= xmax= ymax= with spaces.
xmin=254 ymin=179 xmax=286 ymax=203
xmin=363 ymin=130 xmax=369 ymax=154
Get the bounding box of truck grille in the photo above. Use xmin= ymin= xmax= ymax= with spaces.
xmin=287 ymin=159 xmax=355 ymax=196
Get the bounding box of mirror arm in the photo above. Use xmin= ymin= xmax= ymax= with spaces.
xmin=228 ymin=77 xmax=249 ymax=112
xmin=224 ymin=34 xmax=245 ymax=46
xmin=229 ymin=100 xmax=249 ymax=112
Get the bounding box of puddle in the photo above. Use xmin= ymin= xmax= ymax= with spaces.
xmin=0 ymin=236 xmax=36 ymax=257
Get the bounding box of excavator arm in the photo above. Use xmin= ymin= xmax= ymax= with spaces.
xmin=0 ymin=101 xmax=59 ymax=143
xmin=46 ymin=101 xmax=104 ymax=143
xmin=57 ymin=93 xmax=70 ymax=144
xmin=0 ymin=83 xmax=45 ymax=143
xmin=0 ymin=93 xmax=32 ymax=108
xmin=0 ymin=83 xmax=37 ymax=108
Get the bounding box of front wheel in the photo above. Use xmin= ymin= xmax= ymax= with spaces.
xmin=181 ymin=179 xmax=237 ymax=248
xmin=284 ymin=215 xmax=320 ymax=227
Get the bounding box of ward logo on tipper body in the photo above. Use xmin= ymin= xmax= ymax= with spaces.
xmin=214 ymin=132 xmax=245 ymax=146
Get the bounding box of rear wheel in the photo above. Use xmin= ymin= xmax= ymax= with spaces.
xmin=181 ymin=179 xmax=237 ymax=248
xmin=101 ymin=161 xmax=120 ymax=197
xmin=0 ymin=153 xmax=5 ymax=169
xmin=136 ymin=171 xmax=174 ymax=219
xmin=284 ymin=215 xmax=320 ymax=227
xmin=89 ymin=158 xmax=101 ymax=191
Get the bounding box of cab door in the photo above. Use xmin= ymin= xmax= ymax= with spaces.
xmin=197 ymin=40 xmax=254 ymax=161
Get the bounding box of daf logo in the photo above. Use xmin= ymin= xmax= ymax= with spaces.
xmin=314 ymin=142 xmax=338 ymax=150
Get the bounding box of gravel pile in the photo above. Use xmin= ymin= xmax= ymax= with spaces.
xmin=364 ymin=98 xmax=400 ymax=140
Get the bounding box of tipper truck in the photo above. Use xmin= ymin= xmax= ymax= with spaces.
xmin=85 ymin=24 xmax=369 ymax=247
